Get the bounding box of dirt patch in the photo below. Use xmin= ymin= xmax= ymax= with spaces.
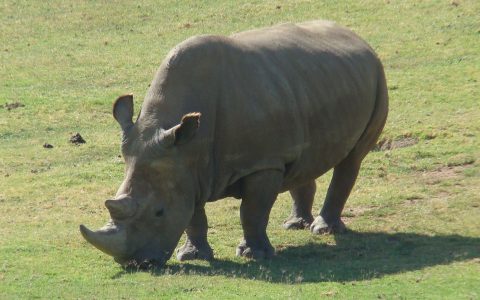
xmin=1 ymin=102 xmax=25 ymax=110
xmin=373 ymin=137 xmax=418 ymax=151
xmin=404 ymin=194 xmax=424 ymax=205
xmin=421 ymin=165 xmax=470 ymax=185
xmin=342 ymin=205 xmax=377 ymax=224
xmin=406 ymin=163 xmax=474 ymax=205
xmin=404 ymin=191 xmax=450 ymax=206
xmin=70 ymin=133 xmax=86 ymax=145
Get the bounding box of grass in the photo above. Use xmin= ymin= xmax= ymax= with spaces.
xmin=1 ymin=0 xmax=479 ymax=299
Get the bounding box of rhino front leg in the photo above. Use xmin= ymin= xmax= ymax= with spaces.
xmin=236 ymin=170 xmax=283 ymax=259
xmin=311 ymin=155 xmax=361 ymax=234
xmin=283 ymin=180 xmax=316 ymax=230
xmin=176 ymin=205 xmax=214 ymax=261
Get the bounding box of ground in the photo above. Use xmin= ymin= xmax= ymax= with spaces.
xmin=0 ymin=0 xmax=479 ymax=299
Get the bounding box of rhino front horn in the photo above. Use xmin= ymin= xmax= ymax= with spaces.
xmin=79 ymin=223 xmax=128 ymax=257
xmin=105 ymin=197 xmax=137 ymax=220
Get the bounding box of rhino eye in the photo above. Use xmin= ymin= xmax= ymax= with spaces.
xmin=155 ymin=209 xmax=164 ymax=217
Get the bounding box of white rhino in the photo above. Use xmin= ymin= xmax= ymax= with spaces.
xmin=80 ymin=20 xmax=388 ymax=267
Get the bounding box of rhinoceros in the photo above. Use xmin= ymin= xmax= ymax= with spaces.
xmin=80 ymin=20 xmax=388 ymax=267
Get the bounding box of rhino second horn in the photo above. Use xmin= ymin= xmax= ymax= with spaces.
xmin=105 ymin=198 xmax=137 ymax=220
xmin=79 ymin=224 xmax=128 ymax=257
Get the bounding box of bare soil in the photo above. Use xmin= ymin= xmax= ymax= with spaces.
xmin=374 ymin=137 xmax=418 ymax=151
xmin=421 ymin=165 xmax=470 ymax=185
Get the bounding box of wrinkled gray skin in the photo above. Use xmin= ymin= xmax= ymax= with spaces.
xmin=80 ymin=20 xmax=388 ymax=267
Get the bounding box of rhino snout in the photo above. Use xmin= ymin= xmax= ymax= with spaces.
xmin=80 ymin=223 xmax=176 ymax=268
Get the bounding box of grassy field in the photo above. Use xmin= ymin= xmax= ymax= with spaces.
xmin=1 ymin=0 xmax=479 ymax=298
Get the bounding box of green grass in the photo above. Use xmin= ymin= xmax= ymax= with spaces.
xmin=1 ymin=0 xmax=479 ymax=299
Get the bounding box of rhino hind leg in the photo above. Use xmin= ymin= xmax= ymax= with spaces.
xmin=283 ymin=180 xmax=316 ymax=230
xmin=311 ymin=77 xmax=388 ymax=235
xmin=176 ymin=206 xmax=214 ymax=261
xmin=236 ymin=170 xmax=283 ymax=259
xmin=310 ymin=154 xmax=361 ymax=235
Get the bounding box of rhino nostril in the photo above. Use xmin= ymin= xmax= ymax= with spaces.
xmin=155 ymin=209 xmax=164 ymax=217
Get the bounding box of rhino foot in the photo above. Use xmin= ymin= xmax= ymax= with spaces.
xmin=283 ymin=215 xmax=314 ymax=230
xmin=310 ymin=216 xmax=346 ymax=235
xmin=236 ymin=240 xmax=275 ymax=259
xmin=176 ymin=241 xmax=214 ymax=261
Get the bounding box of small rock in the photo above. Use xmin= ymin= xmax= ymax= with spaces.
xmin=43 ymin=143 xmax=54 ymax=149
xmin=70 ymin=133 xmax=86 ymax=145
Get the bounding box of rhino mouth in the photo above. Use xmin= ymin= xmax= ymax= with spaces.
xmin=127 ymin=245 xmax=174 ymax=268
xmin=117 ymin=255 xmax=170 ymax=270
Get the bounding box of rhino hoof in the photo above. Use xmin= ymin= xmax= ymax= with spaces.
xmin=283 ymin=215 xmax=314 ymax=230
xmin=310 ymin=216 xmax=347 ymax=235
xmin=236 ymin=242 xmax=275 ymax=259
xmin=176 ymin=244 xmax=214 ymax=261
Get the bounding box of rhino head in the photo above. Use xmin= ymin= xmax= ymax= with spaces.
xmin=80 ymin=94 xmax=201 ymax=267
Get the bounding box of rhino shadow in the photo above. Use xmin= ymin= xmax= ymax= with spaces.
xmin=113 ymin=231 xmax=480 ymax=283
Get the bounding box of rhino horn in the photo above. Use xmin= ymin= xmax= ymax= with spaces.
xmin=79 ymin=223 xmax=128 ymax=257
xmin=105 ymin=197 xmax=137 ymax=220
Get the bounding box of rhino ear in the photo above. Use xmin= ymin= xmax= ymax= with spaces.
xmin=163 ymin=113 xmax=201 ymax=146
xmin=113 ymin=94 xmax=134 ymax=132
xmin=174 ymin=113 xmax=201 ymax=145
